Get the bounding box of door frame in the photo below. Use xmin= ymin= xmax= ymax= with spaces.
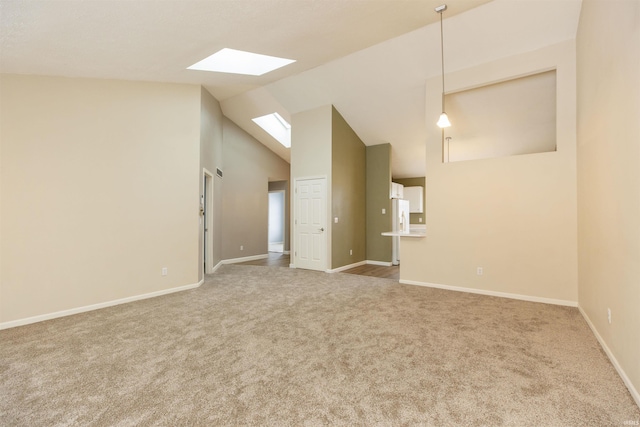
xmin=293 ymin=176 xmax=329 ymax=271
xmin=268 ymin=189 xmax=286 ymax=253
xmin=202 ymin=168 xmax=214 ymax=275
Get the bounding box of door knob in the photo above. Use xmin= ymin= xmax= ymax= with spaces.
xmin=319 ymin=227 xmax=325 ymax=232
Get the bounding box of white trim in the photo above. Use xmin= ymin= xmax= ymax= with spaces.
xmin=283 ymin=250 xmax=291 ymax=255
xmin=578 ymin=306 xmax=640 ymax=408
xmin=327 ymin=260 xmax=367 ymax=273
xmin=222 ymin=254 xmax=269 ymax=264
xmin=366 ymin=260 xmax=393 ymax=267
xmin=210 ymin=260 xmax=224 ymax=274
xmin=400 ymin=279 xmax=578 ymax=307
xmin=0 ymin=280 xmax=205 ymax=330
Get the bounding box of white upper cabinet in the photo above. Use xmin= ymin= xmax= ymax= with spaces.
xmin=390 ymin=182 xmax=404 ymax=199
xmin=404 ymin=186 xmax=423 ymax=213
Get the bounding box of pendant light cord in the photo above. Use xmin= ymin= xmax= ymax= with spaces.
xmin=440 ymin=10 xmax=445 ymax=113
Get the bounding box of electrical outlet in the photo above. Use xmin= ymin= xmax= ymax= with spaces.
xmin=607 ymin=308 xmax=611 ymax=324
xmin=350 ymin=249 xmax=353 ymax=256
xmin=240 ymin=245 xmax=243 ymax=251
xmin=419 ymin=217 xmax=423 ymax=223
xmin=477 ymin=267 xmax=483 ymax=276
xmin=334 ymin=217 xmax=339 ymax=223
xmin=162 ymin=267 xmax=168 ymax=276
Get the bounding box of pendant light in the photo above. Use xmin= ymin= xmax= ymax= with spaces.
xmin=436 ymin=4 xmax=451 ymax=128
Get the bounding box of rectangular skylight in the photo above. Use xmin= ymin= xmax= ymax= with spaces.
xmin=252 ymin=113 xmax=291 ymax=148
xmin=187 ymin=48 xmax=296 ymax=76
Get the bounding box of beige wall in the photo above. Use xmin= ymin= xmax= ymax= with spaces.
xmin=577 ymin=0 xmax=640 ymax=402
xmin=200 ymin=87 xmax=224 ymax=276
xmin=366 ymin=144 xmax=392 ymax=263
xmin=0 ymin=75 xmax=201 ymax=324
xmin=221 ymin=117 xmax=290 ymax=260
xmin=331 ymin=107 xmax=366 ymax=269
xmin=402 ymin=40 xmax=578 ymax=305
xmin=290 ymin=105 xmax=333 ymax=268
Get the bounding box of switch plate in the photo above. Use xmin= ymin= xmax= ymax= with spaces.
xmin=162 ymin=267 xmax=168 ymax=276
xmin=334 ymin=217 xmax=338 ymax=223
xmin=607 ymin=308 xmax=611 ymax=324
xmin=382 ymin=208 xmax=386 ymax=214
xmin=350 ymin=249 xmax=353 ymax=256
xmin=240 ymin=245 xmax=243 ymax=251
xmin=477 ymin=267 xmax=483 ymax=275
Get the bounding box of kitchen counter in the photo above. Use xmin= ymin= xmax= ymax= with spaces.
xmin=381 ymin=228 xmax=426 ymax=238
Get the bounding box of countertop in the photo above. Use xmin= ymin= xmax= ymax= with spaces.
xmin=381 ymin=227 xmax=426 ymax=238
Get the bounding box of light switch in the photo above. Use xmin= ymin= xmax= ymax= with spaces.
xmin=334 ymin=217 xmax=339 ymax=223
xmin=382 ymin=208 xmax=386 ymax=214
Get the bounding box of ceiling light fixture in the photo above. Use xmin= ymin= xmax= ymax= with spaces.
xmin=435 ymin=5 xmax=451 ymax=128
xmin=187 ymin=48 xmax=296 ymax=76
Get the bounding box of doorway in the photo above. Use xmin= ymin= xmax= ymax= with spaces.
xmin=268 ymin=190 xmax=285 ymax=253
xmin=203 ymin=169 xmax=214 ymax=275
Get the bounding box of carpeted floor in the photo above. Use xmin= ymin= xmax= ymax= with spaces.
xmin=1 ymin=265 xmax=639 ymax=426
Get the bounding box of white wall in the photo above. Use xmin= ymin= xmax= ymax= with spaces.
xmin=577 ymin=0 xmax=640 ymax=404
xmin=0 ymin=75 xmax=201 ymax=325
xmin=401 ymin=41 xmax=578 ymax=305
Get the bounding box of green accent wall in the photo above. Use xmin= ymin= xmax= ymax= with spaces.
xmin=393 ymin=177 xmax=426 ymax=224
xmin=331 ymin=107 xmax=366 ymax=269
xmin=366 ymin=144 xmax=392 ymax=263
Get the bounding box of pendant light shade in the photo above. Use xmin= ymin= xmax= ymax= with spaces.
xmin=436 ymin=5 xmax=451 ymax=128
xmin=437 ymin=112 xmax=451 ymax=128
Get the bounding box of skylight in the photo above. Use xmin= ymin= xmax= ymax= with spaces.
xmin=252 ymin=113 xmax=291 ymax=148
xmin=187 ymin=48 xmax=296 ymax=76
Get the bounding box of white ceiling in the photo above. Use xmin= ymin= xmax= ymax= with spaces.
xmin=0 ymin=0 xmax=582 ymax=178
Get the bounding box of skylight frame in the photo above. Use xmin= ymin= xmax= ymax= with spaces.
xmin=252 ymin=112 xmax=292 ymax=148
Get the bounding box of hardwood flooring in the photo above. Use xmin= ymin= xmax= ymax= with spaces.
xmin=237 ymin=253 xmax=399 ymax=281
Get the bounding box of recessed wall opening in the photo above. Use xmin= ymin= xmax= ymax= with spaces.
xmin=442 ymin=69 xmax=557 ymax=163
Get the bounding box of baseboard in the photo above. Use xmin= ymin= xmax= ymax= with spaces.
xmin=283 ymin=250 xmax=291 ymax=255
xmin=400 ymin=279 xmax=578 ymax=307
xmin=0 ymin=279 xmax=205 ymax=330
xmin=327 ymin=260 xmax=367 ymax=273
xmin=209 ymin=260 xmax=224 ymax=274
xmin=221 ymin=254 xmax=269 ymax=264
xmin=366 ymin=260 xmax=393 ymax=267
xmin=578 ymin=306 xmax=640 ymax=408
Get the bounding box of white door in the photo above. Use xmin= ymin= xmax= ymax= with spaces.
xmin=295 ymin=178 xmax=327 ymax=271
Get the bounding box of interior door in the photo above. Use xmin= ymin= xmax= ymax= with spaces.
xmin=295 ymin=178 xmax=326 ymax=271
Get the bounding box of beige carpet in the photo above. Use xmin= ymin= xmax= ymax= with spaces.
xmin=1 ymin=265 xmax=638 ymax=426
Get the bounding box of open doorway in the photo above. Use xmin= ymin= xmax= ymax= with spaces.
xmin=268 ymin=190 xmax=285 ymax=253
xmin=203 ymin=169 xmax=214 ymax=274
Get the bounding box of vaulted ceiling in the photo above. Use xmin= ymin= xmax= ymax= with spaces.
xmin=0 ymin=0 xmax=582 ymax=177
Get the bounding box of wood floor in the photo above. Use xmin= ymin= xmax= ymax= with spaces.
xmin=237 ymin=253 xmax=399 ymax=281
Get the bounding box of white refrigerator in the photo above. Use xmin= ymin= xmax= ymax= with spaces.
xmin=391 ymin=199 xmax=410 ymax=265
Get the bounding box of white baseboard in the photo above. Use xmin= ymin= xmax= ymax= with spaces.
xmin=0 ymin=279 xmax=205 ymax=330
xmin=283 ymin=250 xmax=291 ymax=255
xmin=222 ymin=254 xmax=269 ymax=264
xmin=578 ymin=306 xmax=640 ymax=408
xmin=400 ymin=279 xmax=578 ymax=307
xmin=366 ymin=260 xmax=393 ymax=267
xmin=289 ymin=264 xmax=296 ymax=269
xmin=209 ymin=260 xmax=224 ymax=274
xmin=327 ymin=260 xmax=367 ymax=273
